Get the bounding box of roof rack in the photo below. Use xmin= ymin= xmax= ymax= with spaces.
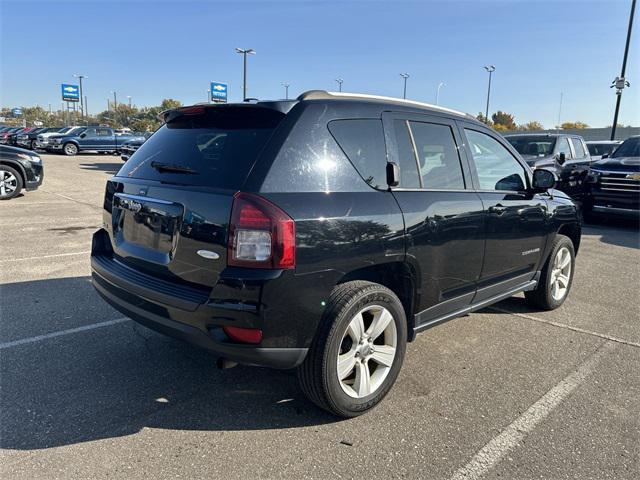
xmin=297 ymin=90 xmax=469 ymax=117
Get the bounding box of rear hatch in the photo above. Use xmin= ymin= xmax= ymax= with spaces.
xmin=100 ymin=105 xmax=286 ymax=297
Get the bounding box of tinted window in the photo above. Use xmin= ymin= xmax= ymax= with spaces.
xmin=612 ymin=137 xmax=640 ymax=158
xmin=507 ymin=136 xmax=556 ymax=156
xmin=557 ymin=137 xmax=572 ymax=159
xmin=97 ymin=128 xmax=112 ymax=136
xmin=587 ymin=143 xmax=618 ymax=156
xmin=408 ymin=121 xmax=465 ymax=189
xmin=393 ymin=120 xmax=421 ymax=188
xmin=328 ymin=119 xmax=387 ymax=189
xmin=570 ymin=138 xmax=586 ymax=158
xmin=465 ymin=129 xmax=527 ymax=191
xmin=118 ymin=107 xmax=284 ymax=188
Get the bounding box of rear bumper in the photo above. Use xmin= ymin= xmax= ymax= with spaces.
xmin=90 ymin=228 xmax=310 ymax=369
xmin=92 ymin=271 xmax=307 ymax=368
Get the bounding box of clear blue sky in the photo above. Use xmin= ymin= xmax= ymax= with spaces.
xmin=1 ymin=0 xmax=638 ymax=127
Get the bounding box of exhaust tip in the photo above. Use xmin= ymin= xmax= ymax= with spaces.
xmin=216 ymin=357 xmax=238 ymax=370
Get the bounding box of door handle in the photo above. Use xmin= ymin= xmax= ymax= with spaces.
xmin=488 ymin=204 xmax=507 ymax=215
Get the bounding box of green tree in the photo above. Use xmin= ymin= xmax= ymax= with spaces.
xmin=476 ymin=112 xmax=490 ymax=125
xmin=560 ymin=121 xmax=589 ymax=129
xmin=491 ymin=111 xmax=516 ymax=130
xmin=518 ymin=121 xmax=544 ymax=131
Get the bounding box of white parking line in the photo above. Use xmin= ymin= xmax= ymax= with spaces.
xmin=0 ymin=251 xmax=90 ymax=263
xmin=0 ymin=318 xmax=130 ymax=350
xmin=491 ymin=306 xmax=640 ymax=348
xmin=449 ymin=341 xmax=615 ymax=480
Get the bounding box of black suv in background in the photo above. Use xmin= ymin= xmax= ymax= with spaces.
xmin=585 ymin=136 xmax=640 ymax=218
xmin=91 ymin=92 xmax=580 ymax=417
xmin=505 ymin=133 xmax=592 ymax=200
xmin=0 ymin=145 xmax=44 ymax=199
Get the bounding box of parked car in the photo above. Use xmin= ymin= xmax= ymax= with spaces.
xmin=505 ymin=133 xmax=592 ymax=200
xmin=48 ymin=127 xmax=143 ymax=155
xmin=0 ymin=145 xmax=44 ymax=200
xmin=119 ymin=133 xmax=151 ymax=161
xmin=585 ymin=136 xmax=640 ymax=219
xmin=586 ymin=140 xmax=622 ymax=161
xmin=16 ymin=127 xmax=53 ymax=150
xmin=0 ymin=127 xmax=27 ymax=146
xmin=91 ymin=91 xmax=580 ymax=417
xmin=40 ymin=126 xmax=86 ymax=150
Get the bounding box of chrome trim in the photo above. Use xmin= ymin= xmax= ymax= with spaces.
xmin=592 ymin=206 xmax=639 ymax=214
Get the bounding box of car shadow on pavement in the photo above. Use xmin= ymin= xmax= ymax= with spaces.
xmin=582 ymin=220 xmax=639 ymax=250
xmin=1 ymin=276 xmax=336 ymax=451
xmin=79 ymin=162 xmax=123 ymax=174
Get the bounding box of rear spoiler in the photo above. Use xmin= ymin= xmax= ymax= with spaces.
xmin=160 ymin=101 xmax=297 ymax=124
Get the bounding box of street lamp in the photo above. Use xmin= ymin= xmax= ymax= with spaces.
xmin=73 ymin=74 xmax=87 ymax=120
xmin=436 ymin=82 xmax=446 ymax=105
xmin=399 ymin=73 xmax=410 ymax=99
xmin=483 ymin=65 xmax=495 ymax=124
xmin=235 ymin=48 xmax=256 ymax=100
xmin=127 ymin=96 xmax=132 ymax=108
xmin=610 ymin=0 xmax=636 ymax=140
xmin=111 ymin=91 xmax=118 ymax=125
xmin=334 ymin=78 xmax=343 ymax=92
xmin=282 ymin=83 xmax=290 ymax=99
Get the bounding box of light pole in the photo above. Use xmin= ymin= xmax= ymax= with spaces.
xmin=483 ymin=65 xmax=495 ymax=124
xmin=334 ymin=78 xmax=343 ymax=92
xmin=610 ymin=0 xmax=635 ymax=140
xmin=111 ymin=91 xmax=118 ymax=126
xmin=127 ymin=96 xmax=132 ymax=108
xmin=73 ymin=74 xmax=86 ymax=119
xmin=400 ymin=73 xmax=409 ymax=99
xmin=436 ymin=82 xmax=446 ymax=105
xmin=282 ymin=83 xmax=290 ymax=99
xmin=235 ymin=48 xmax=256 ymax=100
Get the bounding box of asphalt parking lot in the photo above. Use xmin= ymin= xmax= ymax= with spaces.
xmin=1 ymin=153 xmax=639 ymax=479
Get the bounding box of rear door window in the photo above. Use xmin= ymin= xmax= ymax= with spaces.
xmin=570 ymin=138 xmax=586 ymax=158
xmin=328 ymin=119 xmax=387 ymax=189
xmin=117 ymin=107 xmax=284 ymax=189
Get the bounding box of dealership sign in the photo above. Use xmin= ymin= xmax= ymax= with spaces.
xmin=12 ymin=108 xmax=22 ymax=116
xmin=61 ymin=83 xmax=80 ymax=102
xmin=210 ymin=81 xmax=228 ymax=103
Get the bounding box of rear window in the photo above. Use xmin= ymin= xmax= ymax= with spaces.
xmin=117 ymin=107 xmax=284 ymax=188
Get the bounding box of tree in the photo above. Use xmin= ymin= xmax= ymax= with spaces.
xmin=476 ymin=112 xmax=490 ymax=125
xmin=517 ymin=121 xmax=544 ymax=131
xmin=491 ymin=111 xmax=516 ymax=130
xmin=560 ymin=121 xmax=589 ymax=129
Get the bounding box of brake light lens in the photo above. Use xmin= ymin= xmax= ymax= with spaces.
xmin=228 ymin=192 xmax=295 ymax=269
xmin=223 ymin=326 xmax=263 ymax=344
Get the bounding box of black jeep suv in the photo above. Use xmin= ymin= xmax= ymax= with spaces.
xmin=91 ymin=91 xmax=580 ymax=417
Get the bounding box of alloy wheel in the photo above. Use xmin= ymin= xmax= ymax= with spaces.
xmin=337 ymin=305 xmax=397 ymax=398
xmin=550 ymin=246 xmax=572 ymax=301
xmin=0 ymin=169 xmax=18 ymax=198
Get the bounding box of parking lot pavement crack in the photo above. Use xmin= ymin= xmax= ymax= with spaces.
xmin=448 ymin=341 xmax=616 ymax=480
xmin=489 ymin=306 xmax=640 ymax=349
xmin=39 ymin=188 xmax=103 ymax=211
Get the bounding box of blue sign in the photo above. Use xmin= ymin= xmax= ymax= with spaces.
xmin=12 ymin=107 xmax=22 ymax=116
xmin=61 ymin=83 xmax=80 ymax=102
xmin=210 ymin=81 xmax=228 ymax=103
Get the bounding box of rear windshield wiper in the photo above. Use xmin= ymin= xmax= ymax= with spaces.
xmin=150 ymin=161 xmax=198 ymax=174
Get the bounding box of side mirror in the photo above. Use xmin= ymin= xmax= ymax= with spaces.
xmin=601 ymin=153 xmax=609 ymax=159
xmin=386 ymin=162 xmax=400 ymax=187
xmin=532 ymin=169 xmax=556 ymax=192
xmin=79 ymin=133 xmax=86 ymax=138
xmin=557 ymin=152 xmax=566 ymax=165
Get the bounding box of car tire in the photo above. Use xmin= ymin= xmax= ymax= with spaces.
xmin=297 ymin=281 xmax=407 ymax=417
xmin=63 ymin=143 xmax=78 ymax=156
xmin=525 ymin=234 xmax=575 ymax=310
xmin=0 ymin=165 xmax=23 ymax=200
xmin=30 ymin=139 xmax=37 ymax=150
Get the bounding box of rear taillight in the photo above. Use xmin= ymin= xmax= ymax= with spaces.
xmin=223 ymin=326 xmax=263 ymax=344
xmin=228 ymin=192 xmax=295 ymax=269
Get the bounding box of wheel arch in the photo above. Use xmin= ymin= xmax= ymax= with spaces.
xmin=557 ymin=222 xmax=581 ymax=254
xmin=0 ymin=160 xmax=27 ymax=187
xmin=337 ymin=262 xmax=418 ymax=341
